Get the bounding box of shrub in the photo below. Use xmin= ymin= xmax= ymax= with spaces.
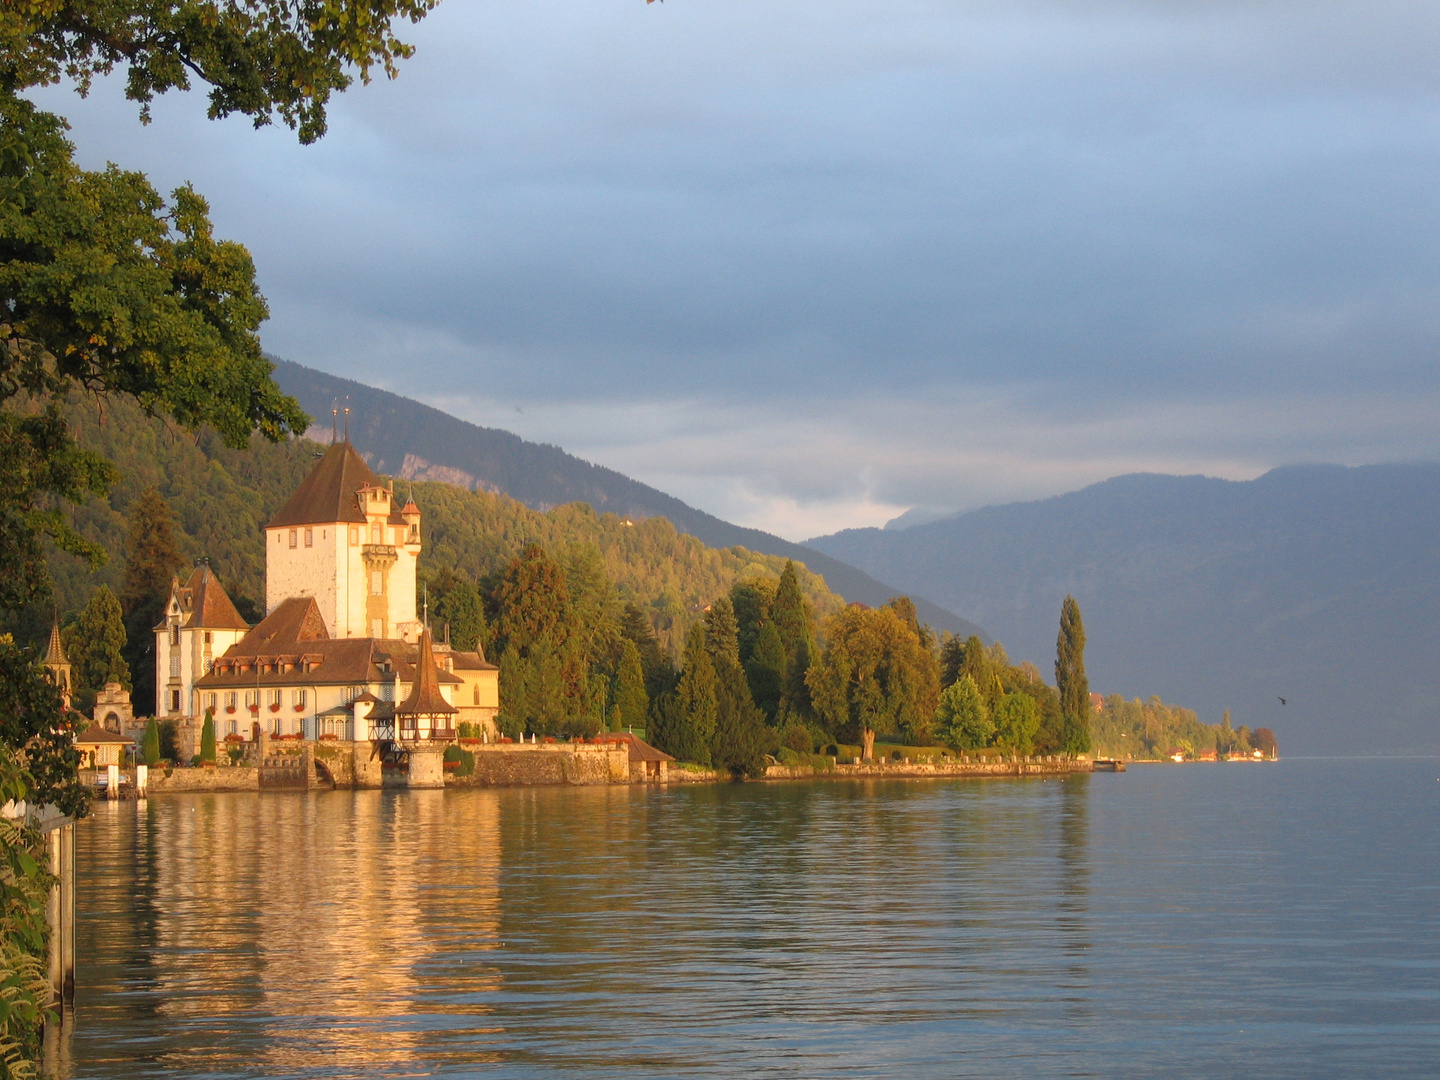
xmin=780 ymin=723 xmax=813 ymax=753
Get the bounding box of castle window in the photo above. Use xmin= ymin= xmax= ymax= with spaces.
xmin=169 ymin=624 xmax=180 ymax=646
xmin=370 ymin=570 xmax=382 ymax=596
xmin=273 ymin=717 xmax=283 ymax=736
xmin=293 ymin=689 xmax=307 ymax=709
xmin=473 ymin=684 xmax=479 ymax=705
xmin=203 ymin=631 xmax=212 ymax=645
xmin=226 ymin=691 xmax=238 ymax=709
xmin=305 ymin=528 xmax=313 ymax=547
xmin=204 ymin=693 xmax=217 ymax=711
xmin=268 ymin=689 xmax=282 ymax=707
xmin=169 ymin=655 xmax=181 ymax=677
xmin=245 ymin=690 xmax=259 ymax=708
xmin=289 ymin=529 xmax=298 ymax=548
xmin=350 ymin=527 xmax=358 ymax=545
xmin=382 ymin=682 xmax=394 ymax=702
xmin=371 ymin=618 xmax=383 ymax=638
xmin=371 ymin=523 xmax=381 ymax=544
xmin=228 ymin=719 xmax=237 ymax=736
xmin=169 ymin=690 xmax=181 ymax=712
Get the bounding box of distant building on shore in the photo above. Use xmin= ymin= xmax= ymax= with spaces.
xmin=152 ymin=441 xmax=498 ymax=745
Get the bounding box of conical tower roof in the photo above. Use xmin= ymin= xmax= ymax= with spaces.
xmin=268 ymin=441 xmax=381 ymax=528
xmin=397 ymin=627 xmax=457 ymax=717
xmin=44 ymin=622 xmax=68 ymax=666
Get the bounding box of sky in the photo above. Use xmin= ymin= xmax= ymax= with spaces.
xmin=32 ymin=0 xmax=1440 ymax=540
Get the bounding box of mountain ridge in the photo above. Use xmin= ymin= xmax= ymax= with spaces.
xmin=807 ymin=463 xmax=1440 ymax=754
xmin=271 ymin=359 xmax=984 ymax=638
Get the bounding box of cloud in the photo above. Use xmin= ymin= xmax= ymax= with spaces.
xmin=28 ymin=0 xmax=1440 ymax=536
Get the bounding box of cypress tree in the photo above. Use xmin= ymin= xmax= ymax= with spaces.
xmin=745 ymin=620 xmax=786 ymax=723
xmin=62 ymin=585 xmax=130 ymax=712
xmin=120 ymin=489 xmax=183 ymax=716
xmin=770 ymin=561 xmax=814 ymax=717
xmin=729 ymin=580 xmax=775 ymax=664
xmin=142 ymin=716 xmax=161 ymax=766
xmin=707 ymin=598 xmax=768 ymax=776
xmin=1055 ymin=595 xmax=1091 ymax=755
xmin=671 ymin=624 xmax=717 ymax=766
xmin=199 ymin=709 xmax=217 ymax=763
xmin=613 ymin=638 xmax=649 ymax=731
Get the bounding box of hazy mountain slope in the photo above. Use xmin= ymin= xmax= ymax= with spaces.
xmin=272 ymin=359 xmax=983 ymax=637
xmin=808 ymin=466 xmax=1440 ymax=754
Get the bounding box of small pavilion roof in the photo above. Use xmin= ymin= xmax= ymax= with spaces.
xmin=74 ymin=722 xmax=134 ymax=747
xmin=396 ymin=628 xmax=457 ymax=717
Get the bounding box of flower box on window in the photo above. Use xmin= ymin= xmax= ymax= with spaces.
xmin=225 ymin=705 xmax=236 ymax=714
xmin=293 ymin=704 xmax=306 ymax=712
xmin=319 ymin=733 xmax=339 ymax=741
xmin=268 ymin=703 xmax=281 ymax=713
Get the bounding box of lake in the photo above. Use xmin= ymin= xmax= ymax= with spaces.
xmin=58 ymin=759 xmax=1439 ymax=1078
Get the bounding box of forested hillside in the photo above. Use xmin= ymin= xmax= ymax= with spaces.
xmin=272 ymin=359 xmax=982 ymax=638
xmin=18 ymin=394 xmax=842 ymax=658
xmin=809 ymin=466 xmax=1440 ymax=754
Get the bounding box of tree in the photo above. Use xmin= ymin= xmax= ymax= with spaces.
xmin=613 ymin=639 xmax=649 ymax=732
xmin=744 ymin=620 xmax=786 ymax=723
xmin=493 ymin=543 xmax=572 ymax=655
xmin=729 ymin=578 xmax=776 ymax=663
xmin=770 ymin=561 xmax=815 ymax=717
xmin=937 ymin=674 xmax=993 ymax=750
xmin=437 ymin=578 xmax=487 ymax=653
xmin=0 ymin=638 xmax=85 ymax=817
xmin=120 ymin=489 xmax=184 ymax=715
xmin=8 ymin=0 xmax=441 ymax=145
xmin=62 ymin=584 xmax=130 ymax=712
xmin=660 ymin=624 xmax=717 ymax=766
xmin=1252 ymin=727 xmax=1278 ymax=758
xmin=199 ymin=708 xmax=216 ymax=763
xmin=142 ymin=716 xmax=161 ymax=766
xmin=1054 ymin=595 xmax=1091 ymax=755
xmin=994 ymin=692 xmax=1040 ymax=757
xmin=706 ymin=598 xmax=768 ymax=777
xmin=807 ymin=604 xmax=940 ymax=760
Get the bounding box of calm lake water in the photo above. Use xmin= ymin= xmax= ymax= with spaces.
xmin=59 ymin=759 xmax=1439 ymax=1078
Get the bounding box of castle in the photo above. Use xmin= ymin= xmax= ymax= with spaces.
xmin=156 ymin=441 xmax=498 ymax=748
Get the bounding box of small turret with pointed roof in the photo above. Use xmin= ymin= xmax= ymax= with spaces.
xmin=396 ymin=627 xmax=457 ymax=739
xmin=44 ymin=622 xmax=72 ymax=708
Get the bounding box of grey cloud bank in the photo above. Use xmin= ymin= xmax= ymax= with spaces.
xmin=33 ymin=0 xmax=1440 ymax=535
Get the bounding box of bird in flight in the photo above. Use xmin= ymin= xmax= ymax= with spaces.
xmin=1278 ymin=697 xmax=1287 ymax=705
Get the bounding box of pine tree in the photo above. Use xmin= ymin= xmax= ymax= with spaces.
xmin=142 ymin=716 xmax=161 ymax=766
xmin=670 ymin=624 xmax=718 ymax=766
xmin=745 ymin=620 xmax=786 ymax=723
xmin=199 ymin=709 xmax=217 ymax=763
xmin=493 ymin=543 xmax=572 ymax=655
xmin=120 ymin=489 xmax=183 ymax=716
xmin=62 ymin=585 xmax=130 ymax=713
xmin=613 ymin=639 xmax=649 ymax=731
xmin=729 ymin=579 xmax=776 ymax=664
xmin=1055 ymin=595 xmax=1091 ymax=755
xmin=770 ymin=561 xmax=814 ymax=717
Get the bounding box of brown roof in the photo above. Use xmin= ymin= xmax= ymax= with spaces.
xmin=449 ymin=649 xmax=497 ymax=672
xmin=181 ymin=565 xmax=249 ymax=630
xmin=45 ymin=623 xmax=68 ymax=666
xmin=268 ymin=442 xmax=381 ymax=528
xmin=396 ymin=628 xmax=457 ymax=717
xmin=603 ymin=732 xmax=675 ymax=763
xmin=75 ymin=721 xmax=134 ymax=747
xmin=238 ymin=597 xmax=329 ymax=651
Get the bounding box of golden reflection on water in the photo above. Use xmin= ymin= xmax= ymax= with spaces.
xmin=68 ymin=779 xmax=1096 ymax=1078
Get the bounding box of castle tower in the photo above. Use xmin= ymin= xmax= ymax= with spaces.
xmin=265 ymin=442 xmax=422 ymax=642
xmin=44 ymin=623 xmax=72 ymax=709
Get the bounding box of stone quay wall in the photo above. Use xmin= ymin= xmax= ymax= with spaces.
xmin=449 ymin=743 xmax=630 ymax=788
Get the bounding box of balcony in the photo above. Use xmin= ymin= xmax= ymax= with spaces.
xmin=362 ymin=544 xmax=397 ymax=560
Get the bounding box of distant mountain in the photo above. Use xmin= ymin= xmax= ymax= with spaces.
xmin=808 ymin=466 xmax=1440 ymax=755
xmin=272 ymin=359 xmax=984 ymax=638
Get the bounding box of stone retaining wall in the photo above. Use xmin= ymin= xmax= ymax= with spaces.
xmin=764 ymin=756 xmax=1091 ymax=781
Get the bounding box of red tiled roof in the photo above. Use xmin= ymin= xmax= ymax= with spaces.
xmin=601 ymin=732 xmax=675 ymax=763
